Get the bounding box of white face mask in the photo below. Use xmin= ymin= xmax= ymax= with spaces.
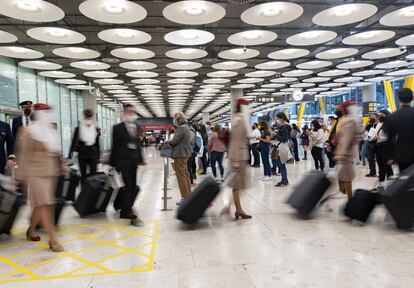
xmin=276 ymin=119 xmax=282 ymax=125
xmin=125 ymin=114 xmax=138 ymax=123
xmin=84 ymin=119 xmax=94 ymax=126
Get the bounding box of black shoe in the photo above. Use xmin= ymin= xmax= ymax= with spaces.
xmin=120 ymin=212 xmax=137 ymax=220
xmin=365 ymin=173 xmax=377 ymax=177
xmin=275 ymin=182 xmax=288 ymax=187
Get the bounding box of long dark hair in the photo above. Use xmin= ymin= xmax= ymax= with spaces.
xmin=276 ymin=112 xmax=289 ymax=123
xmin=291 ymin=123 xmax=299 ymax=131
xmin=311 ymin=119 xmax=322 ymax=131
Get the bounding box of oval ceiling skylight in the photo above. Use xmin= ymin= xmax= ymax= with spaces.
xmin=0 ymin=46 xmax=43 ymax=59
xmin=347 ymin=82 xmax=372 ymax=88
xmin=218 ymin=48 xmax=260 ymax=60
xmin=70 ymin=60 xmax=110 ymax=70
xmin=168 ymin=78 xmax=196 ymax=84
xmin=318 ymin=69 xmax=349 ymax=77
xmin=312 ymin=4 xmax=378 ymax=26
xmin=353 ymin=70 xmax=385 ymax=77
xmin=261 ymin=83 xmax=285 ymax=88
xmin=0 ymin=0 xmax=64 ymax=22
xmin=286 ymin=30 xmax=337 ymax=46
xmin=237 ymin=78 xmax=264 ymax=84
xmin=255 ymin=60 xmax=290 ymax=70
xmin=228 ymin=30 xmax=277 ymax=46
xmin=27 ymin=27 xmax=86 ymax=44
xmin=126 ymin=71 xmax=159 ymax=78
xmin=166 ymin=48 xmax=208 ymax=60
xmin=212 ymin=61 xmax=247 ymax=70
xmin=163 ymin=0 xmax=225 ymax=25
xmin=207 ymin=70 xmax=238 ymax=78
xmin=296 ymin=60 xmax=332 ymax=69
xmin=67 ymin=85 xmax=94 ymax=90
xmin=0 ymin=30 xmax=17 ymax=43
xmin=84 ymin=71 xmax=118 ymax=78
xmin=53 ymin=47 xmax=100 ymax=59
xmin=111 ymin=47 xmax=154 ymax=60
xmin=307 ymin=87 xmax=329 ymax=92
xmin=166 ymin=61 xmax=202 ymax=70
xmin=131 ymin=79 xmax=160 ymax=84
xmin=268 ymin=48 xmax=309 ymax=60
xmin=94 ymin=78 xmax=124 ymax=85
xmin=165 ymin=29 xmax=214 ymax=46
xmin=406 ymin=53 xmax=414 ymax=61
xmin=319 ymin=83 xmax=343 ymax=88
xmin=203 ymin=78 xmax=230 ymax=84
xmin=79 ymin=0 xmax=147 ymax=24
xmin=98 ymin=28 xmax=151 ymax=45
xmin=19 ymin=60 xmax=61 ymax=70
xmin=376 ymin=60 xmax=410 ymax=69
xmin=120 ymin=61 xmax=157 ymax=70
xmin=336 ymin=60 xmax=374 ymax=70
xmin=241 ymin=2 xmax=304 ymax=26
xmin=302 ymin=77 xmax=330 ymax=83
xmin=282 ymin=69 xmax=313 ymax=77
xmin=396 ymin=34 xmax=414 ymax=46
xmin=167 ymin=71 xmax=199 ymax=78
xmin=101 ymin=85 xmax=128 ymax=90
xmin=39 ymin=70 xmax=75 ymax=78
xmin=380 ymin=5 xmax=414 ymax=27
xmin=290 ymin=83 xmax=315 ymax=88
xmin=334 ymin=76 xmax=363 ymax=83
xmin=138 ymin=85 xmax=162 ymax=89
xmin=342 ymin=30 xmax=395 ymax=45
xmin=364 ymin=76 xmax=393 ymax=82
xmin=386 ymin=69 xmax=414 ymax=76
xmin=270 ymin=77 xmax=298 ymax=83
xmin=362 ymin=48 xmax=405 ymax=59
xmin=315 ymin=48 xmax=358 ymax=60
xmin=246 ymin=70 xmax=276 ymax=78
xmin=56 ymin=79 xmax=86 ymax=85
xmin=107 ymin=89 xmax=132 ymax=94
xmin=231 ymin=84 xmax=255 ymax=89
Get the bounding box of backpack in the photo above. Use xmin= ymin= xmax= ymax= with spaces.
xmin=219 ymin=128 xmax=230 ymax=147
xmin=193 ymin=132 xmax=202 ymax=153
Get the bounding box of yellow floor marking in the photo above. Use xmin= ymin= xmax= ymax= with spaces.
xmin=0 ymin=220 xmax=159 ymax=284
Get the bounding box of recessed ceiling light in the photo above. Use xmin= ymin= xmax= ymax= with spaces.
xmin=261 ymin=6 xmax=282 ymax=17
xmin=16 ymin=0 xmax=40 ymax=12
xmin=184 ymin=4 xmax=205 ymax=16
xmin=356 ymin=31 xmax=377 ymax=39
xmin=116 ymin=29 xmax=135 ymax=39
xmin=69 ymin=47 xmax=87 ymax=53
xmin=376 ymin=48 xmax=394 ymax=54
xmin=46 ymin=28 xmax=67 ymax=38
xmin=401 ymin=7 xmax=414 ymax=18
xmin=102 ymin=0 xmax=125 ymax=14
xmin=13 ymin=47 xmax=30 ymax=54
xmin=333 ymin=6 xmax=354 ymax=17
xmin=302 ymin=31 xmax=320 ymax=40
xmin=328 ymin=48 xmax=346 ymax=54
xmin=243 ymin=30 xmax=262 ymax=40
xmin=181 ymin=30 xmax=199 ymax=40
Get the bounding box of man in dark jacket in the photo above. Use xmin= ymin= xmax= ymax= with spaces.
xmin=386 ymin=88 xmax=414 ymax=173
xmin=0 ymin=120 xmax=14 ymax=174
xmin=110 ymin=104 xmax=144 ymax=225
xmin=12 ymin=100 xmax=33 ymax=138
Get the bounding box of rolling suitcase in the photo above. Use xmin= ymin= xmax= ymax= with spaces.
xmin=177 ymin=177 xmax=220 ymax=225
xmin=382 ymin=165 xmax=414 ymax=229
xmin=113 ymin=186 xmax=140 ymax=211
xmin=74 ymin=173 xmax=113 ymax=217
xmin=344 ymin=189 xmax=381 ymax=223
xmin=287 ymin=170 xmax=331 ymax=218
xmin=56 ymin=168 xmax=79 ymax=201
xmin=0 ymin=188 xmax=24 ymax=235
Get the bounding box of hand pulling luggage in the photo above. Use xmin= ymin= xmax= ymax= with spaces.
xmin=177 ymin=177 xmax=220 ymax=225
xmin=0 ymin=188 xmax=24 ymax=235
xmin=344 ymin=189 xmax=382 ymax=223
xmin=74 ymin=173 xmax=113 ymax=217
xmin=113 ymin=186 xmax=140 ymax=211
xmin=382 ymin=165 xmax=414 ymax=229
xmin=56 ymin=169 xmax=79 ymax=201
xmin=287 ymin=170 xmax=331 ymax=218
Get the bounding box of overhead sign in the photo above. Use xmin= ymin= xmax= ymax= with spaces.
xmin=95 ymin=89 xmax=104 ymax=100
xmin=255 ymin=96 xmax=278 ymax=103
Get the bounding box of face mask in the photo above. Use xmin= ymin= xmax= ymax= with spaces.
xmin=125 ymin=115 xmax=137 ymax=123
xmin=174 ymin=119 xmax=179 ymax=126
xmin=84 ymin=119 xmax=94 ymax=126
xmin=335 ymin=110 xmax=343 ymax=117
xmin=24 ymin=108 xmax=32 ymax=116
xmin=276 ymin=119 xmax=282 ymax=125
xmin=327 ymin=121 xmax=331 ymax=126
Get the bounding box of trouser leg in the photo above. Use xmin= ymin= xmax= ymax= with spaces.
xmin=119 ymin=163 xmax=137 ymax=215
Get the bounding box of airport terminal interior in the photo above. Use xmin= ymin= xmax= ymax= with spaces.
xmin=0 ymin=0 xmax=414 ymax=287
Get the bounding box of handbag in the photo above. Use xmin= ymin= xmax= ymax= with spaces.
xmin=160 ymin=142 xmax=173 ymax=158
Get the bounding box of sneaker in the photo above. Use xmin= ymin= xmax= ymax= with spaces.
xmin=263 ymin=176 xmax=272 ymax=182
xmin=365 ymin=173 xmax=377 ymax=178
xmin=258 ymin=176 xmax=266 ymax=180
xmin=275 ymin=182 xmax=288 ymax=187
xmin=130 ymin=218 xmax=145 ymax=227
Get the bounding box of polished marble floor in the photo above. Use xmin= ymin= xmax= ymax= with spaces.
xmin=1 ymin=148 xmax=414 ymax=288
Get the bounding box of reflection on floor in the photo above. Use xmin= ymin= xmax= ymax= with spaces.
xmin=1 ymin=147 xmax=414 ymax=288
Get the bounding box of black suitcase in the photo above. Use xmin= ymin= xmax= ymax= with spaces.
xmin=0 ymin=189 xmax=24 ymax=235
xmin=287 ymin=170 xmax=331 ymax=218
xmin=113 ymin=186 xmax=140 ymax=211
xmin=54 ymin=197 xmax=65 ymax=226
xmin=74 ymin=173 xmax=113 ymax=217
xmin=344 ymin=189 xmax=381 ymax=223
xmin=56 ymin=169 xmax=79 ymax=201
xmin=177 ymin=177 xmax=220 ymax=225
xmin=382 ymin=165 xmax=414 ymax=229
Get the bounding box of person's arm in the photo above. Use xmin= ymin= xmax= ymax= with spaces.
xmin=68 ymin=127 xmax=79 ymax=158
xmin=208 ymin=133 xmax=214 ymax=151
xmin=109 ymin=126 xmax=118 ymax=168
xmin=169 ymin=126 xmax=184 ymax=147
xmin=276 ymin=126 xmax=289 ymax=142
xmin=5 ymin=123 xmax=14 ymax=156
xmin=96 ymin=127 xmax=101 ymax=157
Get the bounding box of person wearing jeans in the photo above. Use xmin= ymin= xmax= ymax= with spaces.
xmin=309 ymin=119 xmax=325 ymax=171
xmin=208 ymin=124 xmax=226 ymax=181
xmin=249 ymin=123 xmax=261 ymax=167
xmin=274 ymin=112 xmax=291 ymax=187
xmin=259 ymin=121 xmax=272 ymax=181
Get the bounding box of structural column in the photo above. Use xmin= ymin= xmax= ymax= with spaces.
xmin=361 ymin=83 xmax=377 ymax=123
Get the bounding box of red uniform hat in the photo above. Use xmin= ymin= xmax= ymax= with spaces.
xmin=236 ymin=98 xmax=250 ymax=105
xmin=33 ymin=103 xmax=50 ymax=110
xmin=341 ymin=100 xmax=356 ymax=110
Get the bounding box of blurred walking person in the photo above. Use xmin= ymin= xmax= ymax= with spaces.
xmin=167 ymin=112 xmax=193 ymax=206
xmin=222 ymin=98 xmax=251 ymax=220
xmin=249 ymin=123 xmax=261 ymax=167
xmin=259 ymin=121 xmax=272 ymax=181
xmin=274 ymin=112 xmax=291 ymax=187
xmin=290 ymin=123 xmax=300 ymax=162
xmin=0 ymin=120 xmax=14 ymax=175
xmin=309 ymin=119 xmax=325 ymax=171
xmin=110 ymin=104 xmax=144 ymax=225
xmin=16 ymin=103 xmax=65 ymax=252
xmin=12 ymin=100 xmax=33 ymax=138
xmin=69 ymin=109 xmax=100 ymax=181
xmin=300 ymin=125 xmax=310 ymax=160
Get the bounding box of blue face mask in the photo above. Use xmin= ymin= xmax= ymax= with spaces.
xmin=173 ymin=119 xmax=179 ymax=126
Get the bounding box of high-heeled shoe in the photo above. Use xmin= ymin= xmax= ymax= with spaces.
xmin=49 ymin=241 xmax=64 ymax=252
xmin=235 ymin=211 xmax=252 ymax=220
xmin=26 ymin=230 xmax=41 ymax=242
